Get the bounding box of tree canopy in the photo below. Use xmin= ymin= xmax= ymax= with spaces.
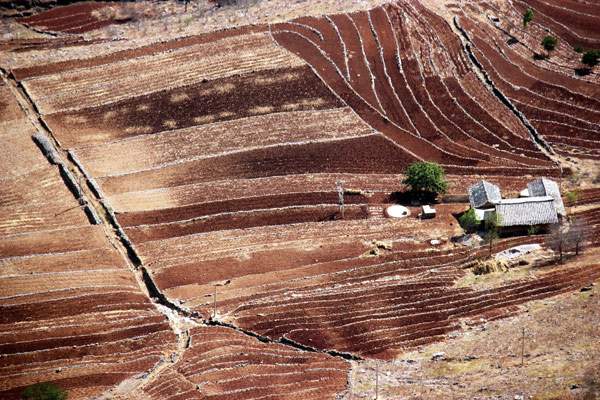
xmin=23 ymin=382 xmax=67 ymax=400
xmin=523 ymin=8 xmax=534 ymax=27
xmin=541 ymin=36 xmax=557 ymax=54
xmin=402 ymin=161 xmax=449 ymax=198
xmin=582 ymin=49 xmax=600 ymax=69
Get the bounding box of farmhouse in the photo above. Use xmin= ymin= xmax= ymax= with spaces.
xmin=494 ymin=197 xmax=558 ymax=233
xmin=467 ymin=178 xmax=563 ymax=232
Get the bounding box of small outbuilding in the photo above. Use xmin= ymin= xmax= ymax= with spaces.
xmin=468 ymin=180 xmax=502 ymax=209
xmin=420 ymin=205 xmax=436 ymax=219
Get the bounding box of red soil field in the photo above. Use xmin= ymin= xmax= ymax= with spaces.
xmin=44 ymin=65 xmax=342 ymax=147
xmin=94 ymin=135 xmax=412 ymax=196
xmin=0 ymin=98 xmax=177 ymax=399
xmin=270 ymin=1 xmax=559 ymax=174
xmin=11 ymin=24 xmax=268 ymax=80
xmin=136 ymin=326 xmax=349 ymax=400
xmin=17 ymin=2 xmax=125 ymax=34
xmin=3 ymin=0 xmax=599 ymax=396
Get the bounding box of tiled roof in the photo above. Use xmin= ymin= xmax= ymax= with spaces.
xmin=527 ymin=178 xmax=565 ymax=215
xmin=468 ymin=180 xmax=502 ymax=208
xmin=495 ymin=197 xmax=558 ymax=227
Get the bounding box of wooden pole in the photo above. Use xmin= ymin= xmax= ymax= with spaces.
xmin=213 ymin=285 xmax=217 ymax=319
xmin=375 ymin=361 xmax=379 ymax=399
xmin=521 ymin=327 xmax=525 ymax=367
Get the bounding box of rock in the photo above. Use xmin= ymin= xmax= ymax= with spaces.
xmin=580 ymin=286 xmax=592 ymax=292
xmin=571 ymin=384 xmax=580 ymax=389
xmin=55 ymin=367 xmax=62 ymax=373
xmin=430 ymin=239 xmax=441 ymax=245
xmin=431 ymin=352 xmax=445 ymax=360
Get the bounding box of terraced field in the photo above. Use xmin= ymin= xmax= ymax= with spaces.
xmin=0 ymin=83 xmax=178 ymax=399
xmin=134 ymin=326 xmax=349 ymax=400
xmin=17 ymin=2 xmax=124 ymax=34
xmin=454 ymin=0 xmax=600 ymax=160
xmin=2 ymin=0 xmax=600 ymax=397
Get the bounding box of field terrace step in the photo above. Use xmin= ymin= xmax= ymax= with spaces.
xmin=43 ymin=64 xmax=342 ymax=148
xmin=93 ymin=135 xmax=412 ymax=196
xmin=136 ymin=326 xmax=349 ymax=400
xmin=73 ymin=107 xmax=373 ymax=177
xmin=16 ymin=3 xmax=123 ymax=34
xmin=22 ymin=32 xmax=306 ymax=114
xmin=10 ymin=24 xmax=269 ymax=80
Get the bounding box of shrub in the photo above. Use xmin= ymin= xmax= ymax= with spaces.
xmin=523 ymin=8 xmax=534 ymax=27
xmin=23 ymin=382 xmax=68 ymax=400
xmin=459 ymin=208 xmax=479 ymax=233
xmin=541 ymin=36 xmax=557 ymax=54
xmin=573 ymin=45 xmax=584 ymax=53
xmin=582 ymin=49 xmax=600 ymax=69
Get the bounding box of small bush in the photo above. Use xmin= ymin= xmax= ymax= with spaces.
xmin=541 ymin=36 xmax=557 ymax=53
xmin=573 ymin=45 xmax=584 ymax=53
xmin=582 ymin=49 xmax=600 ymax=69
xmin=522 ymin=8 xmax=533 ymax=27
xmin=459 ymin=208 xmax=479 ymax=233
xmin=23 ymin=382 xmax=67 ymax=400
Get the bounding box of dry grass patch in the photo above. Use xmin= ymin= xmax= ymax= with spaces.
xmin=193 ymin=115 xmax=215 ymax=124
xmin=170 ymin=92 xmax=190 ymax=103
xmin=248 ymin=105 xmax=274 ymax=115
xmin=163 ymin=119 xmax=177 ymax=129
xmin=124 ymin=125 xmax=153 ymax=135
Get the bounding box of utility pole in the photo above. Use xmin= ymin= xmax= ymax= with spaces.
xmin=335 ymin=180 xmax=345 ymax=219
xmin=521 ymin=327 xmax=525 ymax=367
xmin=375 ymin=361 xmax=379 ymax=399
xmin=213 ymin=285 xmax=217 ymax=319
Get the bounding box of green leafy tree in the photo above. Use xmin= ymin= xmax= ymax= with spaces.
xmin=23 ymin=382 xmax=67 ymax=400
xmin=484 ymin=211 xmax=502 ymax=256
xmin=459 ymin=208 xmax=479 ymax=233
xmin=402 ymin=161 xmax=449 ymax=200
xmin=582 ymin=49 xmax=600 ymax=69
xmin=573 ymin=45 xmax=584 ymax=54
xmin=541 ymin=36 xmax=557 ymax=56
xmin=523 ymin=8 xmax=534 ymax=27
